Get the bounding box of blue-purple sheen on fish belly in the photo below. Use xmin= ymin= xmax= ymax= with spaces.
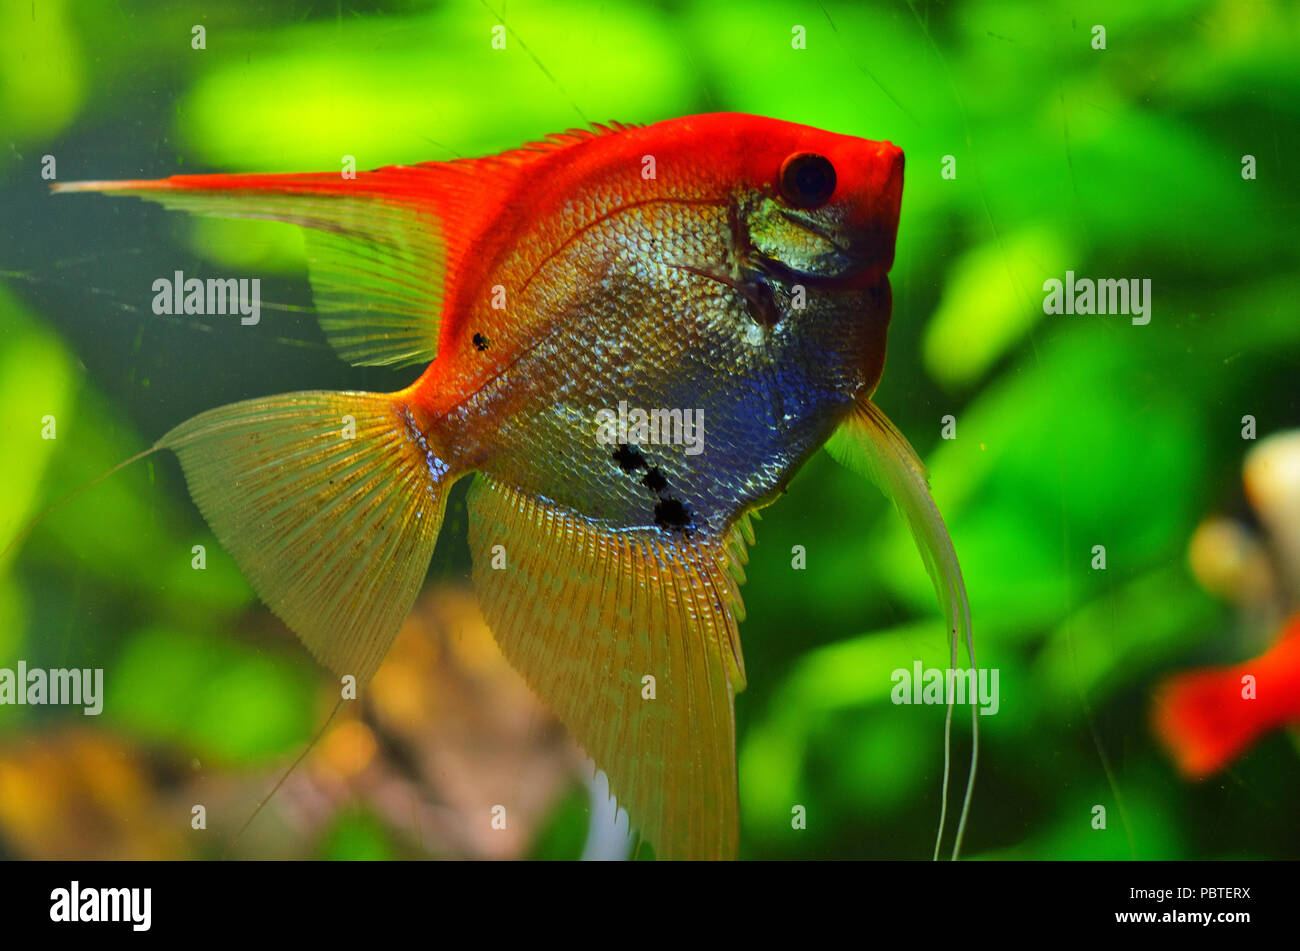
xmin=433 ymin=190 xmax=891 ymax=538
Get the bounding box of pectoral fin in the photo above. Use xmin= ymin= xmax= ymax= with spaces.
xmin=824 ymin=395 xmax=977 ymax=859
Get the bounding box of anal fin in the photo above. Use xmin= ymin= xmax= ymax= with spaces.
xmin=467 ymin=476 xmax=749 ymax=860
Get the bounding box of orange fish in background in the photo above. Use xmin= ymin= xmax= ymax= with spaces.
xmin=39 ymin=113 xmax=974 ymax=859
xmin=1154 ymin=430 xmax=1300 ymax=777
xmin=1154 ymin=614 xmax=1300 ymax=777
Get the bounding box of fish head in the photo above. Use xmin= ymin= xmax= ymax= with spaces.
xmin=735 ymin=123 xmax=904 ymax=293
xmin=699 ymin=116 xmax=903 ymax=403
xmin=421 ymin=115 xmax=910 ymax=534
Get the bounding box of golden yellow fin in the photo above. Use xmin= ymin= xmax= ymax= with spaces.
xmin=467 ymin=476 xmax=749 ymax=859
xmin=159 ymin=391 xmax=452 ymax=682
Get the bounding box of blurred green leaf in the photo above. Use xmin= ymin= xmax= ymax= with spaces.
xmin=317 ymin=807 xmax=398 ymax=861
xmin=923 ymin=227 xmax=1075 ymax=387
xmin=176 ymin=2 xmax=695 ymax=172
xmin=875 ymin=331 xmax=1206 ymax=630
xmin=526 ymin=783 xmax=589 ymax=860
xmin=107 ymin=626 xmax=316 ymax=763
xmin=0 ymin=0 xmax=84 ymax=155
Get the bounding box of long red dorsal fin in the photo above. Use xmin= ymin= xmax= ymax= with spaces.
xmin=51 ymin=122 xmax=639 ymax=368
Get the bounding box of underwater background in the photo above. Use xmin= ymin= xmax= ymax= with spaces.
xmin=0 ymin=0 xmax=1297 ymax=859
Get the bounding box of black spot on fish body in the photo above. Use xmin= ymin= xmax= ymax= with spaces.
xmin=612 ymin=444 xmax=646 ymax=472
xmin=472 ymin=332 xmax=490 ymax=351
xmin=654 ymin=497 xmax=691 ymax=532
xmin=642 ymin=467 xmax=667 ymax=493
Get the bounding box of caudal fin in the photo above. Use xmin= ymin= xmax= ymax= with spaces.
xmin=158 ymin=390 xmax=456 ymax=682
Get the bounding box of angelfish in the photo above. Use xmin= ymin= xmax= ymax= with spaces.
xmin=48 ymin=113 xmax=975 ymax=860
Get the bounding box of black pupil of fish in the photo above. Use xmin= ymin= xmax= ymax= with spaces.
xmin=781 ymin=153 xmax=836 ymax=208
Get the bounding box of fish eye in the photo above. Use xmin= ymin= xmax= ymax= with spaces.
xmin=778 ymin=152 xmax=836 ymax=209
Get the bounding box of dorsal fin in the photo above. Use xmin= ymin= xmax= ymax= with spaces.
xmin=433 ymin=121 xmax=640 ymax=172
xmin=51 ymin=122 xmax=640 ymax=368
